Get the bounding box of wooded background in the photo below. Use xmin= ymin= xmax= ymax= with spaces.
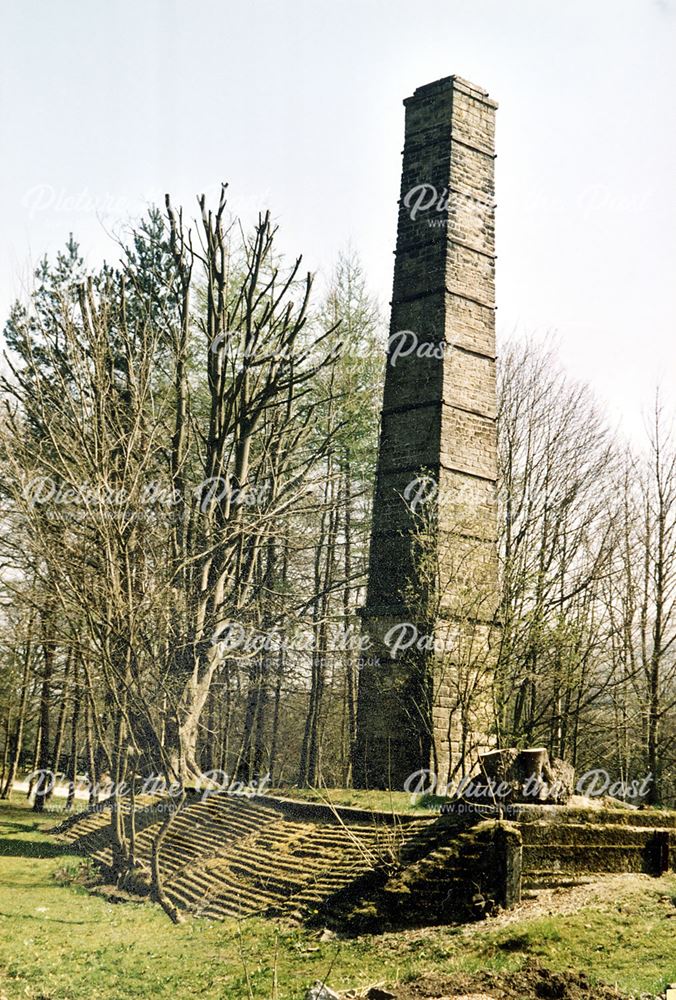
xmin=1 ymin=190 xmax=674 ymax=812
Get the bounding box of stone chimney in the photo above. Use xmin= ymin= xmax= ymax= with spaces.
xmin=353 ymin=76 xmax=499 ymax=789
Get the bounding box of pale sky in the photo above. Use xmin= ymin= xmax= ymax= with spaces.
xmin=1 ymin=0 xmax=674 ymax=442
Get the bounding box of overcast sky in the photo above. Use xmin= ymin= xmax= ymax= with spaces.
xmin=1 ymin=0 xmax=674 ymax=442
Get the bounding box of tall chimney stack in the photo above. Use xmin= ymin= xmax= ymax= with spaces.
xmin=354 ymin=76 xmax=499 ymax=789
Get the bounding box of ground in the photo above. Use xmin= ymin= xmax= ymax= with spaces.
xmin=0 ymin=797 xmax=674 ymax=1000
xmin=268 ymin=786 xmax=437 ymax=813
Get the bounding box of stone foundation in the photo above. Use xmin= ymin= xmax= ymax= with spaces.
xmin=55 ymin=792 xmax=676 ymax=929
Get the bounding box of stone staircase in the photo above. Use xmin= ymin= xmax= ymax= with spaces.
xmin=56 ymin=792 xmax=433 ymax=921
xmin=54 ymin=795 xmax=676 ymax=924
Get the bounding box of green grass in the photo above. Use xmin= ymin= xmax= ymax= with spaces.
xmin=269 ymin=785 xmax=440 ymax=814
xmin=0 ymin=797 xmax=675 ymax=999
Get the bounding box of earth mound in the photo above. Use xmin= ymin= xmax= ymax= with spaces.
xmin=353 ymin=962 xmax=647 ymax=1000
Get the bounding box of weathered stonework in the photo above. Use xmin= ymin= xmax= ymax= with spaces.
xmin=353 ymin=76 xmax=499 ymax=790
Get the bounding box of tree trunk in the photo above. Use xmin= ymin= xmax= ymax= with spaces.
xmin=46 ymin=650 xmax=72 ymax=802
xmin=1 ymin=641 xmax=32 ymax=799
xmin=150 ymin=789 xmax=186 ymax=924
xmin=66 ymin=659 xmax=82 ymax=811
xmin=33 ymin=613 xmax=56 ymax=813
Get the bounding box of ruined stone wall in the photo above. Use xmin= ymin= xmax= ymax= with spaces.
xmin=354 ymin=76 xmax=498 ymax=790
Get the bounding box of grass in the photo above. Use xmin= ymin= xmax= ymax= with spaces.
xmin=0 ymin=796 xmax=675 ymax=999
xmin=268 ymin=785 xmax=441 ymax=814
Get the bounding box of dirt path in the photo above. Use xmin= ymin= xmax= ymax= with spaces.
xmin=462 ymin=872 xmax=666 ymax=934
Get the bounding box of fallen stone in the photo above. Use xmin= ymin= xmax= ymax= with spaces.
xmin=305 ymin=982 xmax=341 ymax=1000
xmin=478 ymin=748 xmax=575 ymax=805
